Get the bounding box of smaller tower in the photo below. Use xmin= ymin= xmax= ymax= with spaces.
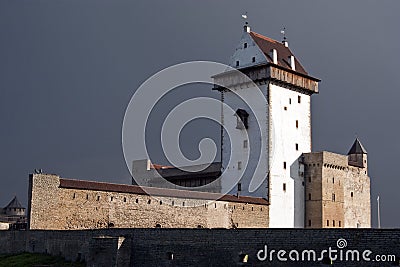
xmin=347 ymin=138 xmax=368 ymax=168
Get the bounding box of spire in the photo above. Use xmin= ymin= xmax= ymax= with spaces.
xmin=5 ymin=196 xmax=24 ymax=209
xmin=281 ymin=27 xmax=289 ymax=47
xmin=242 ymin=12 xmax=250 ymax=33
xmin=347 ymin=138 xmax=367 ymax=155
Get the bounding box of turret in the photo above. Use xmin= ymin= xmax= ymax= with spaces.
xmin=347 ymin=138 xmax=368 ymax=168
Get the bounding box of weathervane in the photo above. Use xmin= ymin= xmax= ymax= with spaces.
xmin=281 ymin=27 xmax=287 ymax=42
xmin=241 ymin=12 xmax=248 ymax=24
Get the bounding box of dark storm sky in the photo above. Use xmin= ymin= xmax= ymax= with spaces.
xmin=0 ymin=0 xmax=399 ymax=227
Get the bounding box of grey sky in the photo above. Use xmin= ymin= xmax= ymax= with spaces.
xmin=0 ymin=0 xmax=399 ymax=227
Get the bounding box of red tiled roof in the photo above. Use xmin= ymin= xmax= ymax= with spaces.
xmin=150 ymin=164 xmax=174 ymax=170
xmin=250 ymin=31 xmax=308 ymax=75
xmin=59 ymin=178 xmax=269 ymax=205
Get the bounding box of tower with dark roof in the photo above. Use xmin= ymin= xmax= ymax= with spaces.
xmin=347 ymin=138 xmax=368 ymax=169
xmin=213 ymin=22 xmax=320 ymax=228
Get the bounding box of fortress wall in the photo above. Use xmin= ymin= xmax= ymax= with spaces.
xmin=344 ymin=167 xmax=371 ymax=228
xmin=28 ymin=174 xmax=269 ymax=230
xmin=0 ymin=229 xmax=399 ymax=266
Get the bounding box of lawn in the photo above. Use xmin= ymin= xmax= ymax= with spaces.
xmin=0 ymin=253 xmax=85 ymax=267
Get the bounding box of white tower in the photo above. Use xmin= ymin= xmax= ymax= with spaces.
xmin=213 ymin=23 xmax=320 ymax=227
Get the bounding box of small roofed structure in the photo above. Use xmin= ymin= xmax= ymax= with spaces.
xmin=347 ymin=138 xmax=368 ymax=168
xmin=0 ymin=196 xmax=27 ymax=226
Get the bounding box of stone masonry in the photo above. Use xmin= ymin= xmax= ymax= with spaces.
xmin=28 ymin=174 xmax=269 ymax=230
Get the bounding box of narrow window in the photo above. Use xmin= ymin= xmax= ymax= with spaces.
xmin=136 ymin=198 xmax=139 ymax=203
xmin=73 ymin=193 xmax=76 ymax=199
xmin=339 ymin=221 xmax=341 ymax=227
xmin=295 ymin=143 xmax=299 ymax=151
xmin=110 ymin=196 xmax=113 ymax=201
xmin=243 ymin=140 xmax=248 ymax=148
xmin=236 ymin=61 xmax=239 ymax=67
xmin=244 ymin=43 xmax=247 ymax=48
xmin=123 ymin=197 xmax=126 ymax=202
xmin=333 ymin=177 xmax=335 ymax=184
xmin=172 ymin=201 xmax=174 ymax=206
xmin=289 ymin=98 xmax=292 ymax=104
xmin=333 ymin=220 xmax=335 ymax=227
xmin=252 ymin=56 xmax=255 ymax=63
xmin=283 ymin=183 xmax=286 ymax=192
xmin=283 ymin=162 xmax=287 ymax=169
xmin=215 ymin=203 xmax=217 ymax=208
xmin=167 ymin=252 xmax=174 ymax=260
xmin=237 ymin=182 xmax=242 ymax=192
xmin=160 ymin=200 xmax=162 ymax=205
xmin=308 ymin=220 xmax=311 ymax=227
xmin=238 ymin=161 xmax=242 ymax=170
xmin=148 ymin=199 xmax=151 ymax=204
xmin=351 ymin=192 xmax=353 ymax=197
xmin=296 ymin=120 xmax=299 ymax=128
xmin=86 ymin=194 xmax=89 ymax=200
xmin=284 ymin=106 xmax=287 ymax=110
xmin=97 ymin=196 xmax=100 ymax=201
xmin=308 ymin=176 xmax=311 ymax=183
xmin=327 ymin=220 xmax=329 ymax=227
xmin=182 ymin=202 xmax=185 ymax=207
xmin=235 ymin=109 xmax=249 ymax=129
xmin=298 ymin=95 xmax=301 ymax=103
xmin=308 ymin=193 xmax=311 ymax=200
xmin=332 ymin=193 xmax=336 ymax=202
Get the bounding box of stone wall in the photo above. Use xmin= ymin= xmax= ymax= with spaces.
xmin=303 ymin=151 xmax=371 ymax=228
xmin=28 ymin=174 xmax=269 ymax=230
xmin=0 ymin=229 xmax=399 ymax=266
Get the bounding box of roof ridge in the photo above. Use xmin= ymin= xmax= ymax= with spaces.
xmin=250 ymin=31 xmax=281 ymax=44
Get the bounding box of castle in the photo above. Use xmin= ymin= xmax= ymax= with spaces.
xmin=27 ymin=23 xmax=371 ymax=230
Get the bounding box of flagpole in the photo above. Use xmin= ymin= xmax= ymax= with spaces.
xmin=377 ymin=196 xmax=381 ymax=229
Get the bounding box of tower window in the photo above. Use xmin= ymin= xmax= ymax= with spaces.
xmin=308 ymin=220 xmax=311 ymax=227
xmin=295 ymin=143 xmax=299 ymax=151
xmin=235 ymin=109 xmax=249 ymax=129
xmin=243 ymin=140 xmax=248 ymax=148
xmin=332 ymin=193 xmax=336 ymax=202
xmin=339 ymin=221 xmax=341 ymax=227
xmin=244 ymin=43 xmax=247 ymax=48
xmin=351 ymin=192 xmax=353 ymax=197
xmin=296 ymin=120 xmax=299 ymax=128
xmin=298 ymin=95 xmax=301 ymax=103
xmin=333 ymin=177 xmax=335 ymax=184
xmin=237 ymin=182 xmax=242 ymax=192
xmin=327 ymin=220 xmax=329 ymax=227
xmin=289 ymin=98 xmax=292 ymax=104
xmin=236 ymin=61 xmax=239 ymax=67
xmin=238 ymin=161 xmax=242 ymax=170
xmin=283 ymin=162 xmax=287 ymax=169
xmin=308 ymin=176 xmax=311 ymax=183
xmin=308 ymin=193 xmax=311 ymax=200
xmin=252 ymin=57 xmax=255 ymax=63
xmin=333 ymin=220 xmax=335 ymax=227
xmin=283 ymin=183 xmax=286 ymax=191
